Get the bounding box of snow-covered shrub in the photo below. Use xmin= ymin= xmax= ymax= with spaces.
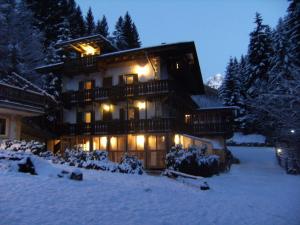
xmin=0 ymin=139 xmax=50 ymax=156
xmin=118 ymin=154 xmax=144 ymax=175
xmin=166 ymin=145 xmax=220 ymax=177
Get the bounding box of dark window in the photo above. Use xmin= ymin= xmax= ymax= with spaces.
xmin=103 ymin=110 xmax=112 ymax=121
xmin=103 ymin=77 xmax=112 ymax=87
xmin=0 ymin=118 xmax=6 ymax=135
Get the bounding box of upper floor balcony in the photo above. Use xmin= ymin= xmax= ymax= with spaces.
xmin=0 ymin=83 xmax=48 ymax=109
xmin=62 ymin=79 xmax=173 ymax=106
xmin=60 ymin=107 xmax=235 ymax=138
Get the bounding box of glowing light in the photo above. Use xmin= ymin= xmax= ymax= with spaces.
xmin=83 ymin=141 xmax=90 ymax=151
xmin=174 ymin=134 xmax=180 ymax=145
xmin=137 ymin=101 xmax=146 ymax=110
xmin=110 ymin=137 xmax=117 ymax=150
xmin=80 ymin=44 xmax=96 ymax=55
xmin=277 ymin=148 xmax=282 ymax=153
xmin=136 ymin=65 xmax=150 ymax=76
xmin=290 ymin=129 xmax=295 ymax=134
xmin=103 ymin=104 xmax=111 ymax=112
xmin=137 ymin=135 xmax=145 ymax=149
xmin=100 ymin=136 xmax=108 ymax=149
xmin=176 ymin=63 xmax=179 ymax=69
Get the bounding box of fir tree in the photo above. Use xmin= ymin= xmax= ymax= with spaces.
xmin=219 ymin=57 xmax=240 ymax=106
xmin=245 ymin=13 xmax=273 ymax=96
xmin=0 ymin=0 xmax=44 ymax=82
xmin=122 ymin=12 xmax=141 ymax=49
xmin=113 ymin=16 xmax=126 ymax=49
xmin=85 ymin=7 xmax=95 ymax=35
xmin=96 ymin=15 xmax=109 ymax=38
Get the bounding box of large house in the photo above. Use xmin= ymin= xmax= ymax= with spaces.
xmin=36 ymin=35 xmax=236 ymax=169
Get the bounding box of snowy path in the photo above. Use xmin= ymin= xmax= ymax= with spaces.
xmin=1 ymin=147 xmax=300 ymax=225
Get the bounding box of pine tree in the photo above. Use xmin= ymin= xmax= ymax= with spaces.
xmin=85 ymin=7 xmax=95 ymax=35
xmin=113 ymin=16 xmax=126 ymax=49
xmin=65 ymin=0 xmax=85 ymax=38
xmin=0 ymin=0 xmax=44 ymax=83
xmin=122 ymin=12 xmax=141 ymax=49
xmin=96 ymin=15 xmax=109 ymax=38
xmin=219 ymin=57 xmax=240 ymax=106
xmin=245 ymin=13 xmax=273 ymax=96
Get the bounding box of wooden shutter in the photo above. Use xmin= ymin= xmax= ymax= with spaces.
xmin=79 ymin=81 xmax=84 ymax=90
xmin=91 ymin=80 xmax=95 ymax=89
xmin=103 ymin=77 xmax=113 ymax=87
xmin=76 ymin=112 xmax=83 ymax=123
xmin=134 ymin=108 xmax=139 ymax=120
xmin=119 ymin=108 xmax=125 ymax=121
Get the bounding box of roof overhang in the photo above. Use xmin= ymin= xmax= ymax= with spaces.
xmin=0 ymin=101 xmax=44 ymax=117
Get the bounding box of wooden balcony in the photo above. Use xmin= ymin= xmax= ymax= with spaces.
xmin=61 ymin=118 xmax=176 ymax=136
xmin=0 ymin=83 xmax=47 ymax=108
xmin=63 ymin=55 xmax=97 ymax=74
xmin=63 ymin=79 xmax=172 ymax=106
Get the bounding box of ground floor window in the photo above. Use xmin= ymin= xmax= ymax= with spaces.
xmin=148 ymin=135 xmax=166 ymax=151
xmin=77 ymin=137 xmax=90 ymax=151
xmin=0 ymin=118 xmax=6 ymax=135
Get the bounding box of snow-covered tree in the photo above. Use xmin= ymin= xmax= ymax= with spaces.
xmin=219 ymin=57 xmax=240 ymax=106
xmin=0 ymin=0 xmax=44 ymax=83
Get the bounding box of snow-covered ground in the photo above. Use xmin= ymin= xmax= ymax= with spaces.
xmin=1 ymin=147 xmax=300 ymax=225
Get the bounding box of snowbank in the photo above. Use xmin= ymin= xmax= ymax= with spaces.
xmin=227 ymin=132 xmax=266 ymax=145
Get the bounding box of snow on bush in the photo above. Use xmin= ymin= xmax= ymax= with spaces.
xmin=0 ymin=140 xmax=144 ymax=175
xmin=166 ymin=145 xmax=220 ymax=177
xmin=118 ymin=154 xmax=143 ymax=175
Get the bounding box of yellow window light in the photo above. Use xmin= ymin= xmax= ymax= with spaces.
xmin=174 ymin=134 xmax=180 ymax=145
xmin=137 ymin=101 xmax=146 ymax=110
xmin=136 ymin=135 xmax=145 ymax=149
xmin=100 ymin=136 xmax=108 ymax=149
xmin=110 ymin=136 xmax=117 ymax=150
xmin=103 ymin=104 xmax=112 ymax=112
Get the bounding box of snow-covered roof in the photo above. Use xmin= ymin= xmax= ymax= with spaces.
xmin=0 ymin=72 xmax=56 ymax=103
xmin=97 ymin=41 xmax=195 ymax=59
xmin=191 ymin=95 xmax=223 ymax=109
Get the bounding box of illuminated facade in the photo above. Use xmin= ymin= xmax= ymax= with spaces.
xmin=37 ymin=35 xmax=235 ymax=169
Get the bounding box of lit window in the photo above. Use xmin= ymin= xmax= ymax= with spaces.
xmin=174 ymin=134 xmax=180 ymax=145
xmin=84 ymin=81 xmax=92 ymax=90
xmin=93 ymin=137 xmax=100 ymax=150
xmin=136 ymin=135 xmax=145 ymax=151
xmin=126 ymin=76 xmax=134 ymax=84
xmin=148 ymin=135 xmax=157 ymax=150
xmin=0 ymin=118 xmax=6 ymax=135
xmin=100 ymin=136 xmax=108 ymax=150
xmin=176 ymin=63 xmax=179 ymax=69
xmin=84 ymin=112 xmax=91 ymax=123
xmin=110 ymin=137 xmax=117 ymax=151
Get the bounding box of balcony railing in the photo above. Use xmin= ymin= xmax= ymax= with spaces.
xmin=63 ymin=79 xmax=172 ymax=105
xmin=61 ymin=118 xmax=176 ymax=135
xmin=0 ymin=83 xmax=47 ymax=108
xmin=63 ymin=56 xmax=97 ymax=74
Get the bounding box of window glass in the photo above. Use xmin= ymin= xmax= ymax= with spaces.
xmin=84 ymin=81 xmax=92 ymax=90
xmin=110 ymin=136 xmax=117 ymax=151
xmin=0 ymin=118 xmax=6 ymax=135
xmin=118 ymin=136 xmax=126 ymax=151
xmin=84 ymin=112 xmax=91 ymax=123
xmin=128 ymin=135 xmax=136 ymax=150
xmin=93 ymin=137 xmax=100 ymax=150
xmin=157 ymin=135 xmax=166 ymax=150
xmin=148 ymin=135 xmax=156 ymax=150
xmin=126 ymin=76 xmax=134 ymax=84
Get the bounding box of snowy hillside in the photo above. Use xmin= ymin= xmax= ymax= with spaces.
xmin=206 ymin=73 xmax=224 ymax=89
xmin=1 ymin=146 xmax=300 ymax=225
